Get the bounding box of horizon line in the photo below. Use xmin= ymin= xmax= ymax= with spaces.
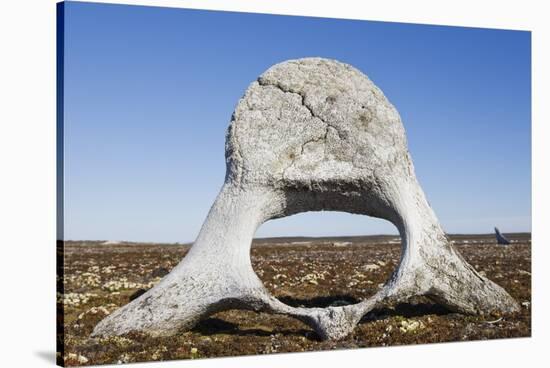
xmin=61 ymin=230 xmax=532 ymax=244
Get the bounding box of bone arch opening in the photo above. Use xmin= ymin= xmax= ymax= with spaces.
xmin=251 ymin=212 xmax=401 ymax=309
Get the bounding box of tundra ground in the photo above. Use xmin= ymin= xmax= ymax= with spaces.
xmin=58 ymin=234 xmax=531 ymax=366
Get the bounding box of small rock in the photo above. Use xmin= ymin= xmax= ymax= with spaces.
xmin=364 ymin=264 xmax=380 ymax=271
xmin=64 ymin=353 xmax=88 ymax=364
xmin=333 ymin=241 xmax=351 ymax=247
xmin=117 ymin=353 xmax=131 ymax=364
xmin=273 ymin=273 xmax=287 ymax=280
xmin=399 ymin=319 xmax=424 ymax=333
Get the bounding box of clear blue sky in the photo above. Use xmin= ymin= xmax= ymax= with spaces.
xmin=62 ymin=1 xmax=531 ymax=242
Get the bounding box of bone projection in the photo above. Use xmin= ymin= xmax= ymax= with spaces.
xmin=92 ymin=58 xmax=519 ymax=340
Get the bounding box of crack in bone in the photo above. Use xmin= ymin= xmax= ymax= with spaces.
xmin=281 ymin=131 xmax=328 ymax=181
xmin=257 ymin=77 xmax=344 ymax=140
xmin=256 ymin=77 xmax=349 ymax=179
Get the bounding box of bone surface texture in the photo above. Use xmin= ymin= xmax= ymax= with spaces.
xmin=92 ymin=58 xmax=519 ymax=340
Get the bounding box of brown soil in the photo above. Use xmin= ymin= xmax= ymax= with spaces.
xmin=57 ymin=235 xmax=531 ymax=366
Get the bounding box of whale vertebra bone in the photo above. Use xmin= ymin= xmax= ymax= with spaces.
xmin=92 ymin=58 xmax=519 ymax=340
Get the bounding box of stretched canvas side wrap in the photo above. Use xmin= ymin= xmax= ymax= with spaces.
xmin=56 ymin=1 xmax=531 ymax=366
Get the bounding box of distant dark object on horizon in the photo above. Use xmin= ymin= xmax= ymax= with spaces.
xmin=495 ymin=227 xmax=511 ymax=245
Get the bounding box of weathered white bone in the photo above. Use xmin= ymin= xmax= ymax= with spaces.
xmin=92 ymin=58 xmax=519 ymax=341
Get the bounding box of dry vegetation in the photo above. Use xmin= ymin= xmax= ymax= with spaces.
xmin=57 ymin=234 xmax=531 ymax=366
